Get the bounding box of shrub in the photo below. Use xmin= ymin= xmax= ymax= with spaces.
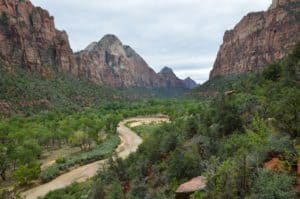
xmin=262 ymin=63 xmax=282 ymax=81
xmin=41 ymin=164 xmax=59 ymax=183
xmin=14 ymin=162 xmax=40 ymax=185
xmin=56 ymin=157 xmax=66 ymax=164
xmin=251 ymin=169 xmax=296 ymax=199
xmin=44 ymin=182 xmax=91 ymax=199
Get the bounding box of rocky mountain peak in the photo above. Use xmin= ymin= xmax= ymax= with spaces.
xmin=160 ymin=66 xmax=174 ymax=74
xmin=158 ymin=66 xmax=186 ymax=88
xmin=183 ymin=77 xmax=198 ymax=89
xmin=76 ymin=35 xmax=168 ymax=88
xmin=96 ymin=34 xmax=127 ymax=57
xmin=99 ymin=34 xmax=122 ymax=47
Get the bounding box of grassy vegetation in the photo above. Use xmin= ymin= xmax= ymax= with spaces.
xmin=131 ymin=124 xmax=163 ymax=139
xmin=41 ymin=135 xmax=120 ymax=182
xmin=44 ymin=181 xmax=92 ymax=199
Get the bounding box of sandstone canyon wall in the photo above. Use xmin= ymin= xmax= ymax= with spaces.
xmin=0 ymin=0 xmax=78 ymax=76
xmin=210 ymin=0 xmax=300 ymax=79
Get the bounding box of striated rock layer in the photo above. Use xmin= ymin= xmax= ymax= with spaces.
xmin=0 ymin=0 xmax=78 ymax=76
xmin=210 ymin=0 xmax=300 ymax=79
xmin=75 ymin=35 xmax=167 ymax=88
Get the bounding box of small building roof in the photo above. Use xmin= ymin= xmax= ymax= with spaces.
xmin=176 ymin=176 xmax=206 ymax=193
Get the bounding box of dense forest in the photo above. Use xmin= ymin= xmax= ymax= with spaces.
xmin=36 ymin=44 xmax=299 ymax=199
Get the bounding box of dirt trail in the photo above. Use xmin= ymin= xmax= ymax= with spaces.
xmin=22 ymin=116 xmax=169 ymax=199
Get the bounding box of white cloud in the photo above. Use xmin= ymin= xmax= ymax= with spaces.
xmin=31 ymin=0 xmax=271 ymax=83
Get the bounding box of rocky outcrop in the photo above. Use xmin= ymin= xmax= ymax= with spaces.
xmin=183 ymin=77 xmax=197 ymax=89
xmin=158 ymin=66 xmax=186 ymax=88
xmin=75 ymin=34 xmax=167 ymax=88
xmin=175 ymin=176 xmax=206 ymax=199
xmin=210 ymin=0 xmax=300 ymax=79
xmin=0 ymin=0 xmax=78 ymax=76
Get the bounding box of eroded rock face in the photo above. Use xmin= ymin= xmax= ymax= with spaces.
xmin=0 ymin=0 xmax=78 ymax=76
xmin=210 ymin=0 xmax=300 ymax=79
xmin=158 ymin=66 xmax=186 ymax=88
xmin=75 ymin=34 xmax=167 ymax=88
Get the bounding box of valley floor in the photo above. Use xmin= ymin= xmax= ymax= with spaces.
xmin=22 ymin=116 xmax=169 ymax=199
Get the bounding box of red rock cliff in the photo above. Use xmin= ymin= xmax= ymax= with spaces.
xmin=210 ymin=0 xmax=300 ymax=79
xmin=75 ymin=34 xmax=168 ymax=88
xmin=0 ymin=0 xmax=78 ymax=76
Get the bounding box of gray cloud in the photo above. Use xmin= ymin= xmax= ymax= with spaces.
xmin=31 ymin=0 xmax=270 ymax=83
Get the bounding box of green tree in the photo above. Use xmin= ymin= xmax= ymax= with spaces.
xmin=212 ymin=95 xmax=243 ymax=136
xmin=262 ymin=63 xmax=282 ymax=81
xmin=14 ymin=162 xmax=40 ymax=185
xmin=205 ymin=160 xmax=239 ymax=199
xmin=0 ymin=145 xmax=9 ymax=180
xmin=251 ymin=169 xmax=296 ymax=199
xmin=269 ymin=88 xmax=300 ymax=137
xmin=69 ymin=130 xmax=92 ymax=151
xmin=107 ymin=181 xmax=124 ymax=199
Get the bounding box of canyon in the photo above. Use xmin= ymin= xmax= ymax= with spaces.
xmin=0 ymin=0 xmax=194 ymax=89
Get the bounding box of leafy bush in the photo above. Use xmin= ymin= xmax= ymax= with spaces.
xmin=44 ymin=182 xmax=92 ymax=199
xmin=251 ymin=169 xmax=296 ymax=199
xmin=131 ymin=123 xmax=162 ymax=138
xmin=14 ymin=162 xmax=40 ymax=185
xmin=55 ymin=157 xmax=66 ymax=164
xmin=262 ymin=63 xmax=282 ymax=81
xmin=41 ymin=164 xmax=59 ymax=183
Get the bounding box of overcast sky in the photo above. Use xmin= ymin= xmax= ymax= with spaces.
xmin=31 ymin=0 xmax=270 ymax=83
